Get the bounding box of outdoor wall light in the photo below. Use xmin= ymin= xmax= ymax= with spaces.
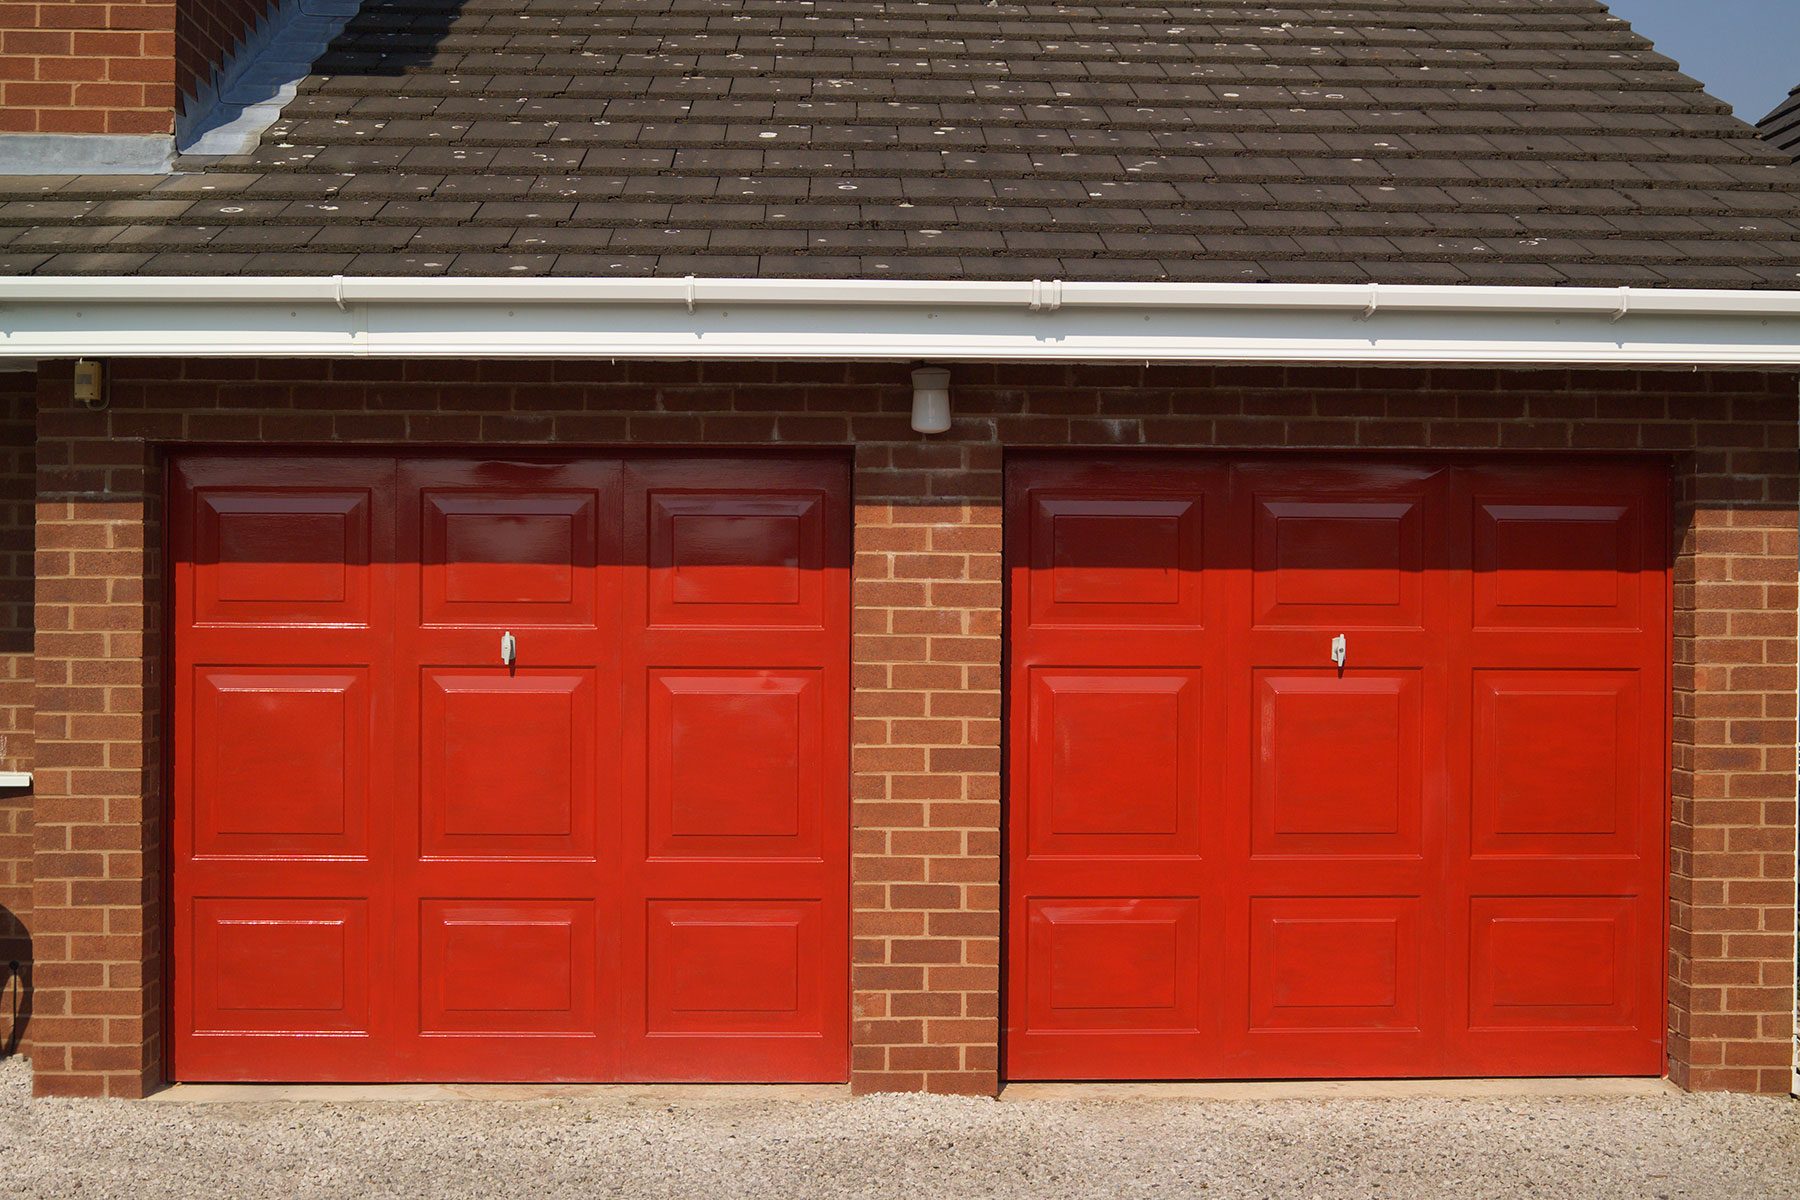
xmin=910 ymin=366 xmax=952 ymax=434
xmin=73 ymin=359 xmax=106 ymax=410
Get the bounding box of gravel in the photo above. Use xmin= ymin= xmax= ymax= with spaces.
xmin=3 ymin=1057 xmax=1798 ymax=1200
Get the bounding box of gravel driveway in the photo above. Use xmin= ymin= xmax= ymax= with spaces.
xmin=4 ymin=1058 xmax=1798 ymax=1200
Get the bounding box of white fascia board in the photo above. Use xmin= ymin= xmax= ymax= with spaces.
xmin=4 ymin=277 xmax=1800 ymax=364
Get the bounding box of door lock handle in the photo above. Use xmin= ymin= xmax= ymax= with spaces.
xmin=1330 ymin=634 xmax=1347 ymax=670
xmin=501 ymin=631 xmax=516 ymax=667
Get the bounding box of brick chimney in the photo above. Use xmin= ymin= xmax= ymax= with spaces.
xmin=0 ymin=0 xmax=288 ymax=173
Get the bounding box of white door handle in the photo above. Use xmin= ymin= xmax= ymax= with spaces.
xmin=501 ymin=631 xmax=517 ymax=666
xmin=1330 ymin=634 xmax=1347 ymax=669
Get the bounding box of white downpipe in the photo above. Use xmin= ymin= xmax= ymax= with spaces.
xmin=4 ymin=278 xmax=1800 ymax=363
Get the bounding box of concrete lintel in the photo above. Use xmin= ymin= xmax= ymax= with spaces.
xmin=0 ymin=133 xmax=174 ymax=176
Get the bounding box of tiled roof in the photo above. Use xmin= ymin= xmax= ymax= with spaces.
xmin=6 ymin=0 xmax=1800 ymax=284
xmin=1759 ymin=85 xmax=1800 ymax=164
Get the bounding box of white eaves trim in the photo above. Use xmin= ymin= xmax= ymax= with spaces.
xmin=4 ymin=277 xmax=1800 ymax=364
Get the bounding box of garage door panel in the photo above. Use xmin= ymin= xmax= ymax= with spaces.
xmin=421 ymin=490 xmax=599 ymax=627
xmin=1025 ymin=899 xmax=1205 ymax=1033
xmin=418 ymin=899 xmax=599 ymax=1034
xmin=190 ymin=489 xmax=374 ymax=627
xmin=1247 ymin=897 xmax=1422 ymax=1032
xmin=420 ymin=669 xmax=597 ymax=860
xmin=648 ymin=670 xmax=823 ymax=859
xmin=646 ymin=490 xmax=825 ymax=628
xmin=644 ymin=900 xmax=824 ymax=1035
xmin=191 ymin=667 xmax=370 ymax=860
xmin=1252 ymin=497 xmax=1424 ymax=629
xmin=1007 ymin=455 xmax=1667 ymax=1082
xmin=1473 ymin=670 xmax=1641 ymax=858
xmin=1464 ymin=462 xmax=1661 ymax=621
xmin=175 ymin=453 xmax=848 ymax=1084
xmin=1028 ymin=495 xmax=1209 ymax=628
xmin=1468 ymin=897 xmax=1641 ymax=1030
xmin=619 ymin=457 xmax=851 ymax=1081
xmin=1027 ymin=668 xmax=1204 ymax=858
xmin=190 ymin=898 xmax=372 ymax=1034
xmin=1253 ymin=670 xmax=1424 ymax=858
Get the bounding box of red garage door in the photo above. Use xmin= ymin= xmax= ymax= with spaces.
xmin=1006 ymin=457 xmax=1668 ymax=1080
xmin=171 ymin=454 xmax=849 ymax=1082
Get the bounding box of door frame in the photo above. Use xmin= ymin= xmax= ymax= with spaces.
xmin=997 ymin=448 xmax=1676 ymax=1083
xmin=159 ymin=446 xmax=856 ymax=1084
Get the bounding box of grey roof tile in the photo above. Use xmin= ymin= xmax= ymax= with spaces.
xmin=1758 ymin=85 xmax=1800 ymax=162
xmin=5 ymin=0 xmax=1800 ymax=283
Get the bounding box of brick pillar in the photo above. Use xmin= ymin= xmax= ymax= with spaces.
xmin=30 ymin=365 xmax=165 ymax=1096
xmin=848 ymin=440 xmax=1004 ymax=1094
xmin=1667 ymin=392 xmax=1800 ymax=1093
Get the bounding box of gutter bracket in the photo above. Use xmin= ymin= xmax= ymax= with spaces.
xmin=1356 ymin=283 xmax=1379 ymax=322
xmin=1611 ymin=288 xmax=1630 ymax=324
xmin=685 ymin=275 xmax=697 ymax=315
xmin=332 ymin=275 xmax=345 ymax=311
xmin=1029 ymin=279 xmax=1063 ymax=313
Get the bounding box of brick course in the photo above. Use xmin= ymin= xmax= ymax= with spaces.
xmin=14 ymin=358 xmax=1799 ymax=1097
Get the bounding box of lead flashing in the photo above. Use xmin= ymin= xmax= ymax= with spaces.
xmin=0 ymin=133 xmax=174 ymax=176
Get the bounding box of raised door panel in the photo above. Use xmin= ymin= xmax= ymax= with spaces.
xmin=418 ymin=900 xmax=599 ymax=1035
xmin=1026 ymin=669 xmax=1204 ymax=858
xmin=1468 ymin=897 xmax=1640 ymax=1031
xmin=648 ymin=492 xmax=824 ymax=628
xmin=645 ymin=901 xmax=824 ymax=1036
xmin=1026 ymin=496 xmax=1207 ymax=628
xmin=1473 ymin=501 xmax=1641 ymax=630
xmin=419 ymin=670 xmax=597 ymax=860
xmin=1472 ymin=671 xmax=1641 ymax=858
xmin=648 ymin=670 xmax=823 ymax=860
xmin=1248 ymin=897 xmax=1421 ymax=1032
xmin=1252 ymin=670 xmax=1423 ymax=858
xmin=421 ymin=490 xmax=598 ymax=627
xmin=1252 ymin=497 xmax=1423 ymax=629
xmin=1024 ymin=899 xmax=1203 ymax=1034
xmin=191 ymin=490 xmax=372 ymax=627
xmin=189 ymin=898 xmax=371 ymax=1035
xmin=190 ymin=668 xmax=369 ymax=860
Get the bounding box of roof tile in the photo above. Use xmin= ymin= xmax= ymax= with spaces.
xmin=6 ymin=0 xmax=1800 ymax=282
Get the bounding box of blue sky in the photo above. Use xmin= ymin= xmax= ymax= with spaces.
xmin=1605 ymin=0 xmax=1800 ymax=121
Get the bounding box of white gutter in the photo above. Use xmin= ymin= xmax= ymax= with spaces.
xmin=4 ymin=278 xmax=1800 ymax=364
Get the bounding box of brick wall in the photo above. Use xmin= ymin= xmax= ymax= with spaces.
xmin=0 ymin=369 xmax=31 ymax=1057
xmin=18 ymin=358 xmax=1798 ymax=1097
xmin=0 ymin=1 xmax=176 ymax=135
